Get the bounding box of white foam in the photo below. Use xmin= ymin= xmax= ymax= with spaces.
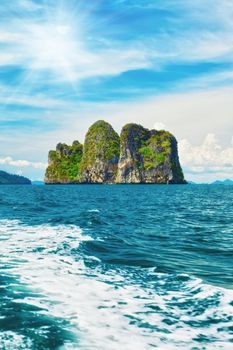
xmin=0 ymin=331 xmax=33 ymax=350
xmin=0 ymin=220 xmax=233 ymax=350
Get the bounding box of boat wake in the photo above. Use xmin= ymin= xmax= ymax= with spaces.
xmin=0 ymin=219 xmax=233 ymax=349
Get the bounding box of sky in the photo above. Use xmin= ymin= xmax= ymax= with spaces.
xmin=0 ymin=0 xmax=233 ymax=182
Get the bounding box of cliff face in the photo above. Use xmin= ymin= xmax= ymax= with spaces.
xmin=44 ymin=141 xmax=83 ymax=184
xmin=44 ymin=120 xmax=186 ymax=184
xmin=80 ymin=120 xmax=120 ymax=183
xmin=116 ymin=124 xmax=150 ymax=183
xmin=116 ymin=124 xmax=185 ymax=184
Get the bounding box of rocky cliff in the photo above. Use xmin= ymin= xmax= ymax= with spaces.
xmin=45 ymin=120 xmax=186 ymax=184
xmin=116 ymin=124 xmax=185 ymax=184
xmin=45 ymin=141 xmax=83 ymax=184
xmin=80 ymin=120 xmax=120 ymax=183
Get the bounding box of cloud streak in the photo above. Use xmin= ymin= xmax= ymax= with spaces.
xmin=0 ymin=6 xmax=151 ymax=83
xmin=0 ymin=156 xmax=47 ymax=169
xmin=1 ymin=0 xmax=233 ymax=84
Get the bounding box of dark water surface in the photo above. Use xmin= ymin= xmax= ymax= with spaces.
xmin=0 ymin=185 xmax=232 ymax=349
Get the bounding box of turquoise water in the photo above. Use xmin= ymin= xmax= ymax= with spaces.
xmin=0 ymin=185 xmax=232 ymax=349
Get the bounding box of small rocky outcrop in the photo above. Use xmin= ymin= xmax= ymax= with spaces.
xmin=116 ymin=123 xmax=185 ymax=184
xmin=44 ymin=120 xmax=186 ymax=184
xmin=44 ymin=141 xmax=83 ymax=184
xmin=80 ymin=120 xmax=120 ymax=183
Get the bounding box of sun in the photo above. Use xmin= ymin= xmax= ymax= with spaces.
xmin=12 ymin=0 xmax=93 ymax=86
xmin=23 ymin=20 xmax=82 ymax=81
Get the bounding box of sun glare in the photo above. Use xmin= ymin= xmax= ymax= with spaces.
xmin=27 ymin=21 xmax=80 ymax=77
xmin=17 ymin=2 xmax=88 ymax=85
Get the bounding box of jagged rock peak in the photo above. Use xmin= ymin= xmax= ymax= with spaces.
xmin=80 ymin=120 xmax=120 ymax=183
xmin=116 ymin=123 xmax=185 ymax=184
xmin=45 ymin=140 xmax=83 ymax=184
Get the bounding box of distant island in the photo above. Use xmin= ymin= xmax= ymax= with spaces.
xmin=0 ymin=170 xmax=31 ymax=185
xmin=188 ymin=179 xmax=233 ymax=185
xmin=211 ymin=179 xmax=233 ymax=185
xmin=45 ymin=120 xmax=186 ymax=184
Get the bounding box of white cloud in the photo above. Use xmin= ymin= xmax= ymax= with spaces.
xmin=172 ymin=32 xmax=233 ymax=63
xmin=0 ymin=156 xmax=47 ymax=169
xmin=153 ymin=122 xmax=166 ymax=130
xmin=19 ymin=0 xmax=42 ymax=11
xmin=0 ymin=52 xmax=22 ymax=66
xmin=140 ymin=0 xmax=233 ymax=66
xmin=0 ymin=31 xmax=22 ymax=43
xmin=179 ymin=134 xmax=233 ymax=181
xmin=98 ymin=87 xmax=233 ymax=145
xmin=0 ymin=93 xmax=67 ymax=109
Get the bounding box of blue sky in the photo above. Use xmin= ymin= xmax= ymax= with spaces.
xmin=0 ymin=0 xmax=233 ymax=182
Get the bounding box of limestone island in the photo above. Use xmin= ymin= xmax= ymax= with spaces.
xmin=45 ymin=120 xmax=186 ymax=184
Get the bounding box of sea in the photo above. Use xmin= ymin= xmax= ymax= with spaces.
xmin=0 ymin=185 xmax=232 ymax=350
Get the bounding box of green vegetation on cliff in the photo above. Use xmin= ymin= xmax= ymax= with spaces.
xmin=117 ymin=123 xmax=185 ymax=184
xmin=119 ymin=124 xmax=173 ymax=170
xmin=80 ymin=120 xmax=120 ymax=183
xmin=44 ymin=120 xmax=185 ymax=184
xmin=45 ymin=141 xmax=83 ymax=183
xmin=139 ymin=131 xmax=173 ymax=170
xmin=120 ymin=123 xmax=149 ymax=144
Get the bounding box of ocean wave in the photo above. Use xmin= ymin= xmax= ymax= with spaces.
xmin=0 ymin=220 xmax=233 ymax=349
